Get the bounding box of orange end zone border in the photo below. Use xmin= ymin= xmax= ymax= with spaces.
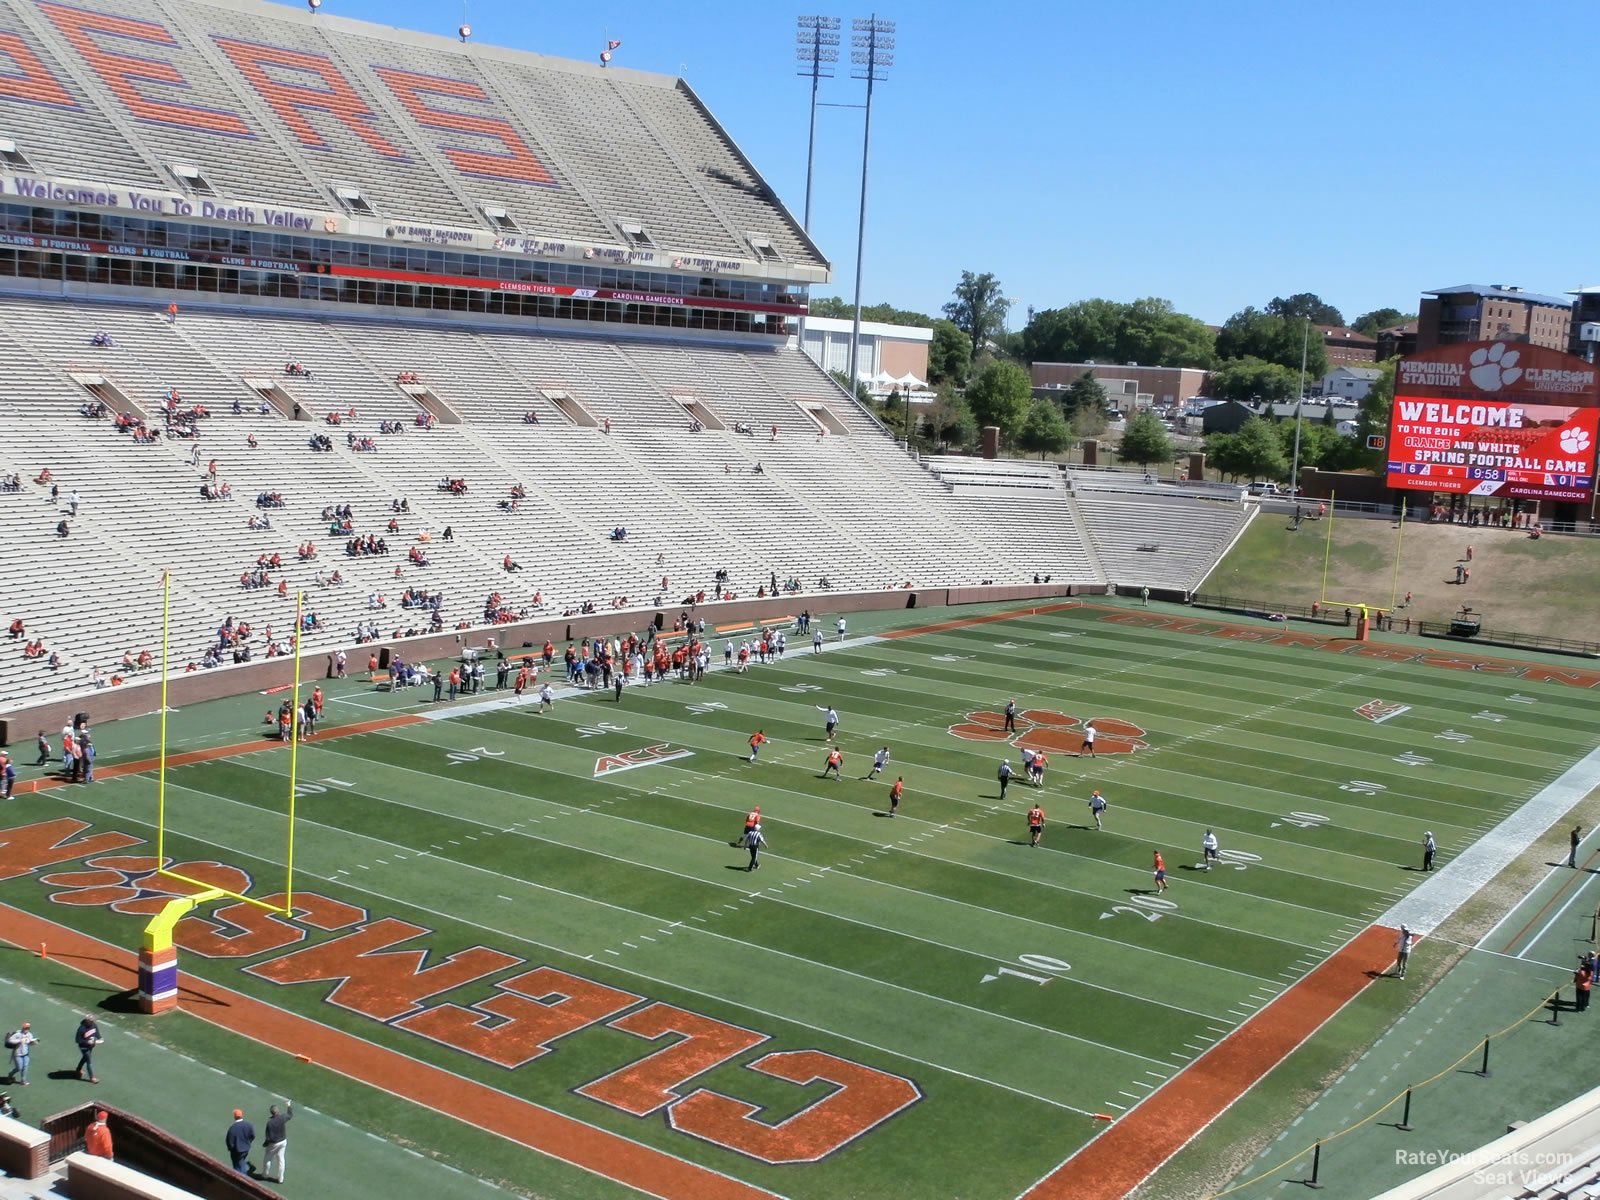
xmin=0 ymin=900 xmax=779 ymax=1200
xmin=1019 ymin=924 xmax=1396 ymax=1200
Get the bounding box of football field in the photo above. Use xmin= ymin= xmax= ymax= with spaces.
xmin=6 ymin=600 xmax=1600 ymax=1200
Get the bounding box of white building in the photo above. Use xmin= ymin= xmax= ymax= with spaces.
xmin=798 ymin=316 xmax=933 ymax=397
xmin=1319 ymin=366 xmax=1383 ymax=403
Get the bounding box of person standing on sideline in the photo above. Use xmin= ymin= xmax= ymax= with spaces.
xmin=1422 ymin=831 xmax=1436 ymax=871
xmin=836 ymin=616 xmax=846 ymax=642
xmin=613 ymin=671 xmax=624 ymax=703
xmin=1394 ymin=926 xmax=1412 ymax=978
xmin=1003 ymin=700 xmax=1017 ymax=733
xmin=538 ymin=682 xmax=554 ymax=713
xmin=998 ymin=759 xmax=1014 ymax=800
xmin=738 ymin=805 xmax=760 ymax=845
xmin=1027 ymin=803 xmax=1045 ymax=847
xmin=743 ymin=823 xmax=766 ymax=871
xmin=1153 ymin=850 xmax=1169 ymax=893
xmin=74 ymin=1015 xmax=102 ymax=1083
xmin=817 ymin=706 xmax=838 ymax=742
xmin=1089 ymin=789 xmax=1107 ymax=830
xmin=821 ymin=748 xmax=843 ymax=781
xmin=888 ymin=776 xmax=904 ymax=817
xmin=1080 ymin=721 xmax=1097 ymax=757
xmin=812 ymin=628 xmax=823 ymax=654
xmin=1577 ymin=961 xmax=1593 ymax=1013
xmin=1571 ymin=825 xmax=1583 ymax=868
xmin=7 ymin=1022 xmax=37 ymax=1085
xmin=1201 ymin=830 xmax=1220 ymax=869
xmin=225 ymin=1107 xmax=255 ymax=1174
xmin=867 ymin=746 xmax=890 ymax=780
xmin=747 ymin=729 xmax=767 ymax=763
xmin=85 ymin=1110 xmax=113 ymax=1159
xmin=261 ymin=1100 xmax=292 ymax=1182
xmin=0 ymin=752 xmax=15 ymax=800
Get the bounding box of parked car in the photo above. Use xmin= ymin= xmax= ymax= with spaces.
xmin=1247 ymin=481 xmax=1280 ymax=495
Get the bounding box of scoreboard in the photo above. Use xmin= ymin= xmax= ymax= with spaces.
xmin=1387 ymin=343 xmax=1600 ymax=503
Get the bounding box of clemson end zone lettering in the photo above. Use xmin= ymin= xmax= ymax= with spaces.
xmin=594 ymin=744 xmax=694 ymax=778
xmin=1355 ymin=699 xmax=1412 ymax=724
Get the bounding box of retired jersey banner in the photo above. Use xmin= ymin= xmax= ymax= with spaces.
xmin=1388 ymin=342 xmax=1600 ymax=502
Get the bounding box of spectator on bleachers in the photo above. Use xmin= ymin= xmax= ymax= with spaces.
xmin=166 ymin=302 xmax=178 ymax=324
xmin=55 ymin=518 xmax=69 ymax=538
xmin=415 ymin=412 xmax=435 ymax=429
xmin=603 ymin=417 xmax=612 ymax=434
xmin=7 ymin=619 xmax=22 ymax=639
xmin=442 ymin=526 xmax=453 ymax=541
xmin=503 ymin=555 xmax=520 ymax=572
xmin=137 ymin=650 xmax=153 ymax=670
xmin=523 ymin=411 xmax=539 ymax=424
xmin=246 ymin=433 xmax=258 ymax=448
xmin=1 ymin=472 xmax=19 ymax=492
xmin=33 ymin=468 xmax=52 ymax=485
xmin=510 ymin=483 xmax=526 ymax=499
xmin=23 ymin=638 xmax=44 ymax=658
xmin=91 ymin=331 xmax=112 ymax=347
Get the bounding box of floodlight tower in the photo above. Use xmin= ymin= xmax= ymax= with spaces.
xmin=845 ymin=16 xmax=893 ymax=394
xmin=795 ymin=16 xmax=840 ymax=235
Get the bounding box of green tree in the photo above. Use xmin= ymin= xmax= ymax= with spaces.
xmin=1215 ymin=308 xmax=1328 ymax=377
xmin=828 ymin=368 xmax=872 ymax=406
xmin=1352 ymin=307 xmax=1415 ymax=337
xmin=943 ymin=271 xmax=1012 ymax=362
xmin=1230 ymin=415 xmax=1288 ymax=480
xmin=1019 ymin=297 xmax=1214 ymax=368
xmin=1354 ymin=359 xmax=1397 ymax=470
xmin=1117 ymin=410 xmax=1176 ymax=468
xmin=1204 ymin=430 xmax=1247 ymax=480
xmin=1071 ymin=403 xmax=1108 ymax=443
xmin=808 ymin=296 xmax=933 ymax=325
xmin=1063 ymin=371 xmax=1109 ymax=418
xmin=964 ymin=360 xmax=1032 ymax=440
xmin=1118 ymin=297 xmax=1217 ymax=369
xmin=1208 ymin=356 xmax=1302 ymax=402
xmin=1016 ymin=398 xmax=1071 ymax=460
xmin=1321 ymin=402 xmax=1337 ymax=428
xmin=924 ymin=385 xmax=977 ymax=450
xmin=1266 ymin=293 xmax=1344 ymax=326
xmin=927 ymin=319 xmax=972 ymax=386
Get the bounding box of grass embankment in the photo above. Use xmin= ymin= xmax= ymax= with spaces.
xmin=1203 ymin=513 xmax=1600 ymax=639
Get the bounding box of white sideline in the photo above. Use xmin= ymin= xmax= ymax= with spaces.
xmin=1379 ymin=743 xmax=1600 ymax=936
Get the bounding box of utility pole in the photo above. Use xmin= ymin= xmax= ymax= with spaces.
xmin=845 ymin=16 xmax=894 ymax=395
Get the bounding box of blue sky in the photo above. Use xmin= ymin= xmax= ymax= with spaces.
xmin=272 ymin=0 xmax=1595 ymax=328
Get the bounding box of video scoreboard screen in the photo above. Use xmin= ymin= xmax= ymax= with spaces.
xmin=1387 ymin=343 xmax=1600 ymax=503
xmin=1386 ymin=397 xmax=1599 ymax=501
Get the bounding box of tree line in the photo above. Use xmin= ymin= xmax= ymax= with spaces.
xmin=815 ymin=274 xmax=1410 ymax=470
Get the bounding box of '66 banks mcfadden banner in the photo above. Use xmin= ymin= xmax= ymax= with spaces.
xmin=1387 ymin=341 xmax=1600 ymax=502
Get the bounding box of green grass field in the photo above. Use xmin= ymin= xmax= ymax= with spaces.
xmin=6 ymin=600 xmax=1600 ymax=1199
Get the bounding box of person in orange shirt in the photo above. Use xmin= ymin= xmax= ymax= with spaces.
xmin=311 ymin=686 xmax=323 ymax=718
xmin=821 ymin=748 xmax=843 ymax=781
xmin=888 ymin=777 xmax=904 ymax=817
xmin=738 ymin=804 xmax=760 ymax=845
xmin=514 ymin=666 xmax=529 ymax=697
xmin=1027 ymin=804 xmax=1045 ymax=846
xmin=448 ymin=667 xmax=460 ymax=700
xmin=1153 ymin=850 xmax=1169 ymax=893
xmin=85 ymin=1110 xmax=113 ymax=1159
xmin=747 ymin=729 xmax=767 ymax=763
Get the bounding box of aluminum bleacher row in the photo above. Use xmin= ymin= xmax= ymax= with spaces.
xmin=0 ymin=0 xmax=820 ymax=268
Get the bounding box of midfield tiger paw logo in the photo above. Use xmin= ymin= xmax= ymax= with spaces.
xmin=948 ymin=710 xmax=1150 ymax=754
xmin=39 ymin=855 xmax=253 ymax=915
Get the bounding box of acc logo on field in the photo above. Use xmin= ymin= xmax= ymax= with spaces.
xmin=594 ymin=744 xmax=694 ymax=777
xmin=1355 ymin=698 xmax=1411 ymax=724
xmin=947 ymin=710 xmax=1149 ymax=754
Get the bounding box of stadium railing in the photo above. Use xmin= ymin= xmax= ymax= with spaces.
xmin=1417 ymin=620 xmax=1600 ymax=659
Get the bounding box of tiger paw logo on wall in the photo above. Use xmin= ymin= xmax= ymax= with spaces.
xmin=39 ymin=856 xmax=252 ymax=915
xmin=948 ymin=710 xmax=1150 ymax=754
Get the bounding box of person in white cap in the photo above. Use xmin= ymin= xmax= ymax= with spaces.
xmin=1394 ymin=926 xmax=1413 ymax=978
xmin=1422 ymin=832 xmax=1436 ymax=872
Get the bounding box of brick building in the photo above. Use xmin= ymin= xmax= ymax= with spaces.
xmin=1416 ymin=284 xmax=1573 ymax=351
xmin=1030 ymin=362 xmax=1209 ymax=410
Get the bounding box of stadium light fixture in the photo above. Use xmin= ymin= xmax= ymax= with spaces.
xmin=458 ymin=23 xmax=471 ymax=42
xmin=795 ymin=16 xmax=840 ymax=236
xmin=306 ymin=0 xmax=320 ymax=11
xmin=844 ymin=15 xmax=894 ymax=399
